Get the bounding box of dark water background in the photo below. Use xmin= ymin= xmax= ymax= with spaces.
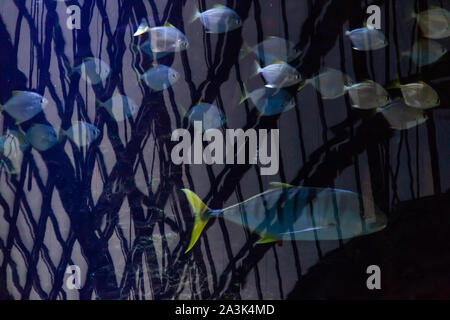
xmin=0 ymin=0 xmax=449 ymax=300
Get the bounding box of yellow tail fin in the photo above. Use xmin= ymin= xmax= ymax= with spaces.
xmin=182 ymin=189 xmax=211 ymax=253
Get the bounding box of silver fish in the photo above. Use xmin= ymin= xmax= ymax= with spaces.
xmin=305 ymin=68 xmax=353 ymax=99
xmin=137 ymin=64 xmax=180 ymax=91
xmin=240 ymin=85 xmax=296 ymax=116
xmin=414 ymin=7 xmax=450 ymax=39
xmin=241 ymin=36 xmax=301 ymax=64
xmin=345 ymin=27 xmax=388 ymax=51
xmin=254 ymin=61 xmax=301 ymax=88
xmin=98 ymin=94 xmax=140 ymax=122
xmin=408 ymin=39 xmax=447 ymax=66
xmin=380 ymin=100 xmax=428 ymax=130
xmin=182 ymin=183 xmax=387 ymax=252
xmin=0 ymin=90 xmax=48 ymax=124
xmin=134 ymin=20 xmax=189 ymax=53
xmin=74 ymin=57 xmax=111 ymax=85
xmin=63 ymin=121 xmax=101 ymax=147
xmin=0 ymin=131 xmax=24 ymax=174
xmin=185 ymin=103 xmax=226 ymax=131
xmin=399 ymin=82 xmax=440 ymax=109
xmin=191 ymin=5 xmax=242 ymax=34
xmin=346 ymin=80 xmax=390 ymax=109
xmin=26 ymin=124 xmax=59 ymax=151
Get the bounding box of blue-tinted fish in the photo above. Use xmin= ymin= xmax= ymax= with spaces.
xmin=98 ymin=94 xmax=140 ymax=122
xmin=0 ymin=90 xmax=48 ymax=124
xmin=240 ymin=85 xmax=296 ymax=116
xmin=191 ymin=5 xmax=242 ymax=34
xmin=26 ymin=124 xmax=59 ymax=151
xmin=254 ymin=61 xmax=301 ymax=88
xmin=182 ymin=183 xmax=387 ymax=252
xmin=0 ymin=131 xmax=24 ymax=174
xmin=414 ymin=7 xmax=450 ymax=39
xmin=241 ymin=36 xmax=301 ymax=64
xmin=345 ymin=80 xmax=390 ymax=109
xmin=185 ymin=103 xmax=226 ymax=131
xmin=406 ymin=39 xmax=447 ymax=66
xmin=136 ymin=64 xmax=180 ymax=91
xmin=62 ymin=121 xmax=101 ymax=147
xmin=345 ymin=26 xmax=388 ymax=51
xmin=73 ymin=57 xmax=111 ymax=85
xmin=304 ymin=68 xmax=353 ymax=99
xmin=134 ymin=20 xmax=189 ymax=53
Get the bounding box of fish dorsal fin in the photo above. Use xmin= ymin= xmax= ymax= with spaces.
xmin=213 ymin=4 xmax=225 ymax=8
xmin=164 ymin=21 xmax=175 ymax=28
xmin=256 ymin=234 xmax=278 ymax=244
xmin=12 ymin=90 xmax=22 ymax=96
xmin=269 ymin=182 xmax=295 ymax=189
xmin=272 ymin=59 xmax=285 ymax=64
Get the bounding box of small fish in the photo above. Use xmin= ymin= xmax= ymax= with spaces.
xmin=240 ymin=36 xmax=301 ymax=64
xmin=134 ymin=20 xmax=189 ymax=53
xmin=380 ymin=100 xmax=428 ymax=130
xmin=396 ymin=81 xmax=439 ymax=109
xmin=185 ymin=103 xmax=226 ymax=131
xmin=345 ymin=27 xmax=388 ymax=51
xmin=26 ymin=124 xmax=59 ymax=151
xmin=74 ymin=57 xmax=111 ymax=85
xmin=407 ymin=39 xmax=447 ymax=66
xmin=98 ymin=94 xmax=140 ymax=122
xmin=191 ymin=4 xmax=242 ymax=34
xmin=304 ymin=68 xmax=353 ymax=99
xmin=254 ymin=61 xmax=301 ymax=88
xmin=0 ymin=131 xmax=24 ymax=174
xmin=0 ymin=90 xmax=48 ymax=124
xmin=345 ymin=80 xmax=390 ymax=109
xmin=414 ymin=7 xmax=450 ymax=39
xmin=62 ymin=121 xmax=101 ymax=147
xmin=182 ymin=182 xmax=387 ymax=253
xmin=136 ymin=64 xmax=180 ymax=91
xmin=240 ymin=85 xmax=296 ymax=116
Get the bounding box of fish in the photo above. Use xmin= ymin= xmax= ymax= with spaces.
xmin=390 ymin=81 xmax=440 ymax=109
xmin=304 ymin=68 xmax=353 ymax=99
xmin=413 ymin=7 xmax=450 ymax=39
xmin=136 ymin=64 xmax=180 ymax=91
xmin=185 ymin=103 xmax=226 ymax=131
xmin=191 ymin=4 xmax=242 ymax=34
xmin=240 ymin=85 xmax=296 ymax=116
xmin=0 ymin=90 xmax=48 ymax=124
xmin=26 ymin=124 xmax=59 ymax=151
xmin=0 ymin=131 xmax=24 ymax=174
xmin=62 ymin=121 xmax=101 ymax=147
xmin=345 ymin=80 xmax=390 ymax=109
xmin=73 ymin=57 xmax=111 ymax=85
xmin=345 ymin=26 xmax=388 ymax=51
xmin=380 ymin=100 xmax=428 ymax=130
xmin=182 ymin=182 xmax=387 ymax=252
xmin=134 ymin=20 xmax=189 ymax=53
xmin=254 ymin=61 xmax=302 ymax=88
xmin=407 ymin=39 xmax=447 ymax=66
xmin=98 ymin=94 xmax=140 ymax=122
xmin=240 ymin=36 xmax=301 ymax=64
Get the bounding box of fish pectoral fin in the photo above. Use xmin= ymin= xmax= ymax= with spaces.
xmin=256 ymin=234 xmax=279 ymax=244
xmin=269 ymin=182 xmax=295 ymax=189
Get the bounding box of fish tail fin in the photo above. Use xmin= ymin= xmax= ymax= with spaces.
xmin=189 ymin=6 xmax=201 ymax=23
xmin=256 ymin=234 xmax=279 ymax=244
xmin=297 ymin=79 xmax=307 ymax=93
xmin=133 ymin=18 xmax=149 ymax=36
xmin=251 ymin=60 xmax=262 ymax=77
xmin=386 ymin=78 xmax=401 ymax=90
xmin=239 ymin=83 xmax=249 ymax=104
xmin=239 ymin=41 xmax=252 ymax=60
xmin=182 ymin=189 xmax=211 ymax=253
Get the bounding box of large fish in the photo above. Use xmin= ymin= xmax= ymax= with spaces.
xmin=191 ymin=4 xmax=242 ymax=34
xmin=182 ymin=183 xmax=387 ymax=253
xmin=0 ymin=90 xmax=48 ymax=124
xmin=133 ymin=20 xmax=189 ymax=53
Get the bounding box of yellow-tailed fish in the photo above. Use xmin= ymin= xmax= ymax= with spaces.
xmin=182 ymin=183 xmax=387 ymax=253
